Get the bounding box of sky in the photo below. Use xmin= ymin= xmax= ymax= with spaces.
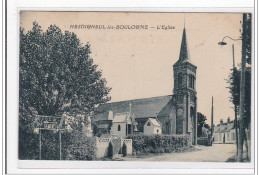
xmin=20 ymin=12 xmax=243 ymax=126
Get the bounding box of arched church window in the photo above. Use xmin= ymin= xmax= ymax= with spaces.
xmin=178 ymin=73 xmax=182 ymax=88
xmin=192 ymin=76 xmax=195 ymax=89
xmin=189 ymin=75 xmax=195 ymax=89
xmin=189 ymin=74 xmax=192 ymax=88
xmin=190 ymin=107 xmax=195 ymax=118
xmin=118 ymin=125 xmax=121 ymax=131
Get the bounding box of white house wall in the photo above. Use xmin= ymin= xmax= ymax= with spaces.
xmin=213 ymin=130 xmax=236 ymax=144
xmin=153 ymin=125 xmax=162 ymax=134
xmin=144 ymin=121 xmax=162 ymax=135
xmin=111 ymin=122 xmax=126 ymax=137
xmin=143 ymin=123 xmax=154 ymax=135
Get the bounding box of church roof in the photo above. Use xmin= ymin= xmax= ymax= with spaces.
xmin=94 ymin=95 xmax=173 ymax=122
xmin=174 ymin=27 xmax=194 ymax=67
xmin=148 ymin=118 xmax=161 ymax=126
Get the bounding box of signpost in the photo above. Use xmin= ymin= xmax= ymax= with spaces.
xmin=36 ymin=115 xmax=65 ymax=160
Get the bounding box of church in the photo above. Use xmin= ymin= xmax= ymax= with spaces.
xmin=93 ymin=27 xmax=198 ymax=145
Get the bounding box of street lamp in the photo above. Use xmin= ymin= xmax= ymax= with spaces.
xmin=218 ymin=36 xmax=242 ymax=45
xmin=218 ymin=36 xmax=242 ymax=156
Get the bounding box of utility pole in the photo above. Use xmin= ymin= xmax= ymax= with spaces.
xmin=211 ymin=96 xmax=214 ymax=142
xmin=232 ymin=44 xmax=239 ymax=156
xmin=39 ymin=129 xmax=41 ymax=160
xmin=59 ymin=130 xmax=62 ymax=160
xmin=238 ymin=13 xmax=247 ymax=162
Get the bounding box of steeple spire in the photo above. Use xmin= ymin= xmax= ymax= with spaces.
xmin=184 ymin=15 xmax=186 ymax=28
xmin=178 ymin=27 xmax=189 ymax=62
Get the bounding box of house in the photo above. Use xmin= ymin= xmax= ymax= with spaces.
xmin=143 ymin=118 xmax=162 ymax=135
xmin=110 ymin=112 xmax=133 ymax=137
xmin=93 ymin=27 xmax=198 ymax=145
xmin=213 ymin=117 xmax=236 ymax=144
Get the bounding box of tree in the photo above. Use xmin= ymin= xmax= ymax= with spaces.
xmin=226 ymin=13 xmax=251 ymax=161
xmin=227 ymin=66 xmax=251 ymax=161
xmin=197 ymin=112 xmax=210 ymax=137
xmin=107 ymin=142 xmax=113 ymax=158
xmin=19 ymin=22 xmax=111 ymax=159
xmin=122 ymin=142 xmax=127 ymax=157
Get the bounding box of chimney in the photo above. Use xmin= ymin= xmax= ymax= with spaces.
xmin=108 ymin=111 xmax=113 ymax=120
xmin=227 ymin=117 xmax=230 ymax=123
xmin=220 ymin=119 xmax=223 ymax=124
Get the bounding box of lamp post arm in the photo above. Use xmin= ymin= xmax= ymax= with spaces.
xmin=222 ymin=36 xmax=242 ymax=42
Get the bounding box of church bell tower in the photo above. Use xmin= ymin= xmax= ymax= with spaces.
xmin=172 ymin=27 xmax=197 ymax=145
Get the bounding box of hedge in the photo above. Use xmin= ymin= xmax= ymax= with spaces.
xmin=127 ymin=134 xmax=190 ymax=155
xmin=66 ymin=134 xmax=96 ymax=160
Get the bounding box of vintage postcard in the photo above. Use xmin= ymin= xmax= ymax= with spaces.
xmin=18 ymin=11 xmax=253 ymax=168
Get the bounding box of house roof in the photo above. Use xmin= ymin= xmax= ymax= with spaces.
xmin=214 ymin=121 xmax=234 ymax=133
xmin=95 ymin=120 xmax=112 ymax=125
xmin=112 ymin=112 xmax=131 ymax=123
xmin=94 ymin=95 xmax=173 ymax=122
xmin=148 ymin=118 xmax=161 ymax=126
xmin=113 ymin=115 xmax=126 ymax=123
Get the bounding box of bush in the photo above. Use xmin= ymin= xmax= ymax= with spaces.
xmin=65 ymin=132 xmax=96 ymax=160
xmin=107 ymin=141 xmax=113 ymax=158
xmin=127 ymin=134 xmax=190 ymax=155
xmin=122 ymin=142 xmax=127 ymax=157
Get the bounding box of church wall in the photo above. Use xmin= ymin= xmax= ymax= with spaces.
xmin=175 ymin=97 xmax=185 ymax=134
xmin=169 ymin=107 xmax=176 ymax=134
xmin=176 ymin=114 xmax=184 ymax=134
xmin=183 ymin=94 xmax=188 ymax=134
xmin=157 ymin=116 xmax=169 ymax=134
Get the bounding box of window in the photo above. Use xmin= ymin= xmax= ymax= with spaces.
xmin=157 ymin=129 xmax=159 ymax=133
xmin=118 ymin=125 xmax=121 ymax=131
xmin=178 ymin=73 xmax=182 ymax=88
xmin=189 ymin=74 xmax=192 ymax=88
xmin=192 ymin=76 xmax=195 ymax=89
xmin=189 ymin=74 xmax=195 ymax=89
xmin=147 ymin=122 xmax=151 ymax=126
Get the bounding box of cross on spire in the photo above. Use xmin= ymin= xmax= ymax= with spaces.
xmin=184 ymin=15 xmax=186 ymax=28
xmin=129 ymin=102 xmax=132 ymax=113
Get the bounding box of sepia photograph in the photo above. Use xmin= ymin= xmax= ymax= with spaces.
xmin=18 ymin=11 xmax=252 ymax=163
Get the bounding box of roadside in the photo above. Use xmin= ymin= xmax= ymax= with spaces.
xmin=116 ymin=144 xmax=236 ymax=162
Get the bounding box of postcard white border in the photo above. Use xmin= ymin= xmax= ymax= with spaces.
xmin=5 ymin=0 xmax=257 ymax=174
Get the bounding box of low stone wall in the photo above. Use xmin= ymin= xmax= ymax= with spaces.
xmin=95 ymin=137 xmax=132 ymax=158
xmin=123 ymin=139 xmax=132 ymax=155
xmin=197 ymin=137 xmax=212 ymax=146
xmin=96 ymin=137 xmax=111 ymax=158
